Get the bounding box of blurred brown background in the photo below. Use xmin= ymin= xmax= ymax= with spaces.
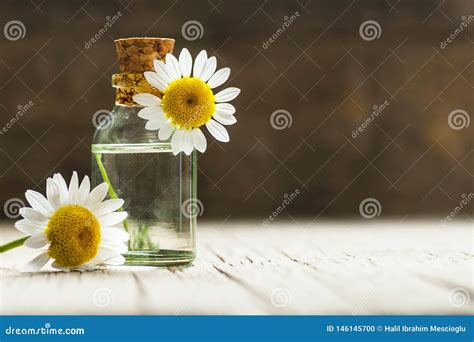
xmin=0 ymin=0 xmax=472 ymax=221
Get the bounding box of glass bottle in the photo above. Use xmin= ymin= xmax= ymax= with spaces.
xmin=91 ymin=38 xmax=196 ymax=266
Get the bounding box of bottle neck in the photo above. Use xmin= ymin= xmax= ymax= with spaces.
xmin=112 ymin=73 xmax=161 ymax=106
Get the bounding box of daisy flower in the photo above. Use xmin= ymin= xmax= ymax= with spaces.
xmin=132 ymin=48 xmax=241 ymax=155
xmin=14 ymin=172 xmax=129 ymax=272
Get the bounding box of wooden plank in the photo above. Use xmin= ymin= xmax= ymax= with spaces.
xmin=0 ymin=221 xmax=472 ymax=314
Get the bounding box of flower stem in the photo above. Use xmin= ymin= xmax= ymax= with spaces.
xmin=94 ymin=153 xmax=129 ymax=231
xmin=0 ymin=236 xmax=28 ymax=253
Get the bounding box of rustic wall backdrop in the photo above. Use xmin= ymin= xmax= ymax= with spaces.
xmin=0 ymin=0 xmax=472 ymax=221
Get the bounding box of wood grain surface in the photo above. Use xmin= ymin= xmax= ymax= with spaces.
xmin=0 ymin=221 xmax=472 ymax=315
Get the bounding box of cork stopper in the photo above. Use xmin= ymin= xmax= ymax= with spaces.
xmin=115 ymin=37 xmax=175 ymax=73
xmin=112 ymin=73 xmax=162 ymax=106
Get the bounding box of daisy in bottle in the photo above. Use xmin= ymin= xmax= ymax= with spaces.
xmin=133 ymin=48 xmax=241 ymax=155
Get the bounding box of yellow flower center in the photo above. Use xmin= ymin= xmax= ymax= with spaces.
xmin=162 ymin=77 xmax=215 ymax=129
xmin=46 ymin=205 xmax=101 ymax=268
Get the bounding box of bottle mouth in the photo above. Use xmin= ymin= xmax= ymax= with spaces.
xmin=114 ymin=37 xmax=175 ymax=42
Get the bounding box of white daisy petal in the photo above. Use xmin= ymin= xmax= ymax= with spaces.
xmin=53 ymin=173 xmax=68 ymax=205
xmin=77 ymin=175 xmax=91 ymax=205
xmin=182 ymin=130 xmax=194 ymax=155
xmin=153 ymin=60 xmax=173 ymax=85
xmin=171 ymin=130 xmax=184 ymax=155
xmin=143 ymin=72 xmax=167 ymax=92
xmin=215 ymin=87 xmax=241 ymax=103
xmin=208 ymin=67 xmax=231 ymax=89
xmin=85 ymin=260 xmax=105 ymax=268
xmin=179 ymin=48 xmax=192 ymax=77
xmin=145 ymin=120 xmax=165 ymax=130
xmin=77 ymin=264 xmax=96 ymax=271
xmin=100 ymin=242 xmax=128 ymax=255
xmin=92 ymin=248 xmax=120 ymax=262
xmin=166 ymin=53 xmax=182 ymax=81
xmin=215 ymin=103 xmax=236 ymax=115
xmin=133 ymin=93 xmax=162 ymax=107
xmin=98 ymin=247 xmax=126 ymax=260
xmin=93 ymin=199 xmax=125 ymax=217
xmin=143 ymin=112 xmax=169 ymax=130
xmin=99 ymin=211 xmax=128 ymax=226
xmin=213 ymin=111 xmax=237 ymax=126
xmin=137 ymin=106 xmax=164 ymax=120
xmin=46 ymin=178 xmax=61 ymax=210
xmin=68 ymin=171 xmax=79 ymax=204
xmin=25 ymin=190 xmax=53 ymax=217
xmin=200 ymin=57 xmax=217 ymax=82
xmin=21 ymin=252 xmax=50 ymax=273
xmin=24 ymin=233 xmax=49 ymax=248
xmin=158 ymin=121 xmax=175 ymax=141
xmin=193 ymin=50 xmax=208 ymax=78
xmin=14 ymin=219 xmax=44 ymax=236
xmin=84 ymin=182 xmax=109 ymax=209
xmin=206 ymin=119 xmax=230 ymax=142
xmin=20 ymin=207 xmax=48 ymax=223
xmin=51 ymin=261 xmax=68 ymax=271
xmin=192 ymin=128 xmax=207 ymax=153
xmin=153 ymin=113 xmax=168 ymax=126
xmin=72 ymin=239 xmax=128 ymax=269
xmin=101 ymin=227 xmax=129 ymax=243
xmin=103 ymin=255 xmax=125 ymax=266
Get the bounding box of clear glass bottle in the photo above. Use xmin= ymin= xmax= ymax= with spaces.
xmin=91 ymin=37 xmax=196 ymax=266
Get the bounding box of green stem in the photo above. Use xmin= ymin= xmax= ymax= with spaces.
xmin=94 ymin=153 xmax=129 ymax=231
xmin=95 ymin=153 xmax=119 ymax=199
xmin=0 ymin=236 xmax=28 ymax=253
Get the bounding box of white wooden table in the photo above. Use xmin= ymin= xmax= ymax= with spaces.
xmin=0 ymin=221 xmax=472 ymax=315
